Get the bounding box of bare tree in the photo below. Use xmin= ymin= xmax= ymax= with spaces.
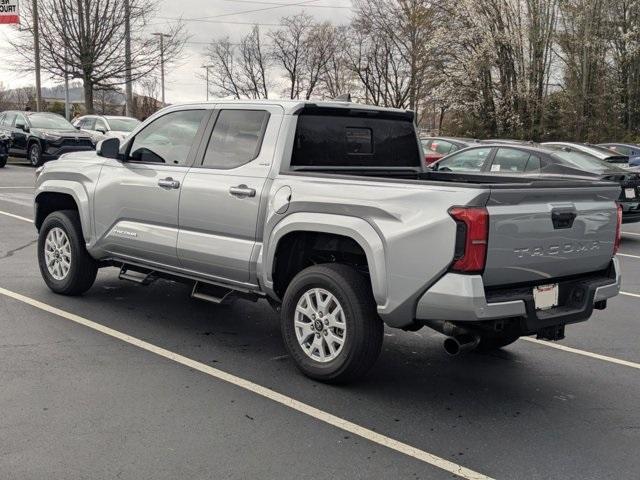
xmin=319 ymin=26 xmax=355 ymax=99
xmin=205 ymin=26 xmax=270 ymax=99
xmin=11 ymin=0 xmax=186 ymax=113
xmin=269 ymin=13 xmax=314 ymax=99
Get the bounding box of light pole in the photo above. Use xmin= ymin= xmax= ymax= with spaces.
xmin=202 ymin=65 xmax=213 ymax=101
xmin=31 ymin=0 xmax=42 ymax=111
xmin=152 ymin=32 xmax=171 ymax=106
xmin=124 ymin=0 xmax=133 ymax=116
xmin=64 ymin=47 xmax=70 ymax=120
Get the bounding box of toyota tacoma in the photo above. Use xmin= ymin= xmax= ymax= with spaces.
xmin=34 ymin=100 xmax=622 ymax=383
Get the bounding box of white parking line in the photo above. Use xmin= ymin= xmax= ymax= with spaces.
xmin=521 ymin=337 xmax=640 ymax=370
xmin=0 ymin=287 xmax=493 ymax=480
xmin=0 ymin=210 xmax=33 ymax=223
xmin=617 ymin=253 xmax=640 ymax=260
xmin=621 ymin=291 xmax=640 ymax=299
xmin=0 ymin=186 xmax=34 ymax=189
xmin=623 ymin=231 xmax=640 ymax=237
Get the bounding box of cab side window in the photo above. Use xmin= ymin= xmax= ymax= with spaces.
xmin=14 ymin=114 xmax=28 ymax=130
xmin=435 ymin=147 xmax=492 ymax=172
xmin=83 ymin=117 xmax=97 ymax=130
xmin=3 ymin=112 xmax=17 ymax=127
xmin=201 ymin=110 xmax=269 ymax=169
xmin=491 ymin=148 xmax=538 ymax=173
xmin=128 ymin=110 xmax=206 ymax=165
xmin=430 ymin=140 xmax=454 ymax=155
xmin=95 ymin=118 xmax=108 ymax=132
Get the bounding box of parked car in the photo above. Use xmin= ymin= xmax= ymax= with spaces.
xmin=0 ymin=131 xmax=11 ymax=168
xmin=0 ymin=111 xmax=94 ymax=166
xmin=420 ymin=137 xmax=479 ymax=164
xmin=73 ymin=115 xmax=141 ymax=142
xmin=542 ymin=142 xmax=630 ymax=166
xmin=598 ymin=143 xmax=640 ymax=167
xmin=432 ymin=143 xmax=640 ymax=223
xmin=479 ymin=139 xmax=538 ymax=146
xmin=33 ymin=100 xmax=621 ymax=383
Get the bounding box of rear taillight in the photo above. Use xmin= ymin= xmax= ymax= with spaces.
xmin=613 ymin=203 xmax=623 ymax=255
xmin=424 ymin=152 xmax=442 ymax=165
xmin=449 ymin=207 xmax=489 ymax=273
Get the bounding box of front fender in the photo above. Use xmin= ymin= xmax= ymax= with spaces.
xmin=261 ymin=212 xmax=388 ymax=308
xmin=35 ymin=181 xmax=93 ymax=243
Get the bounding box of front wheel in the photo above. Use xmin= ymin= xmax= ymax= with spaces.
xmin=38 ymin=210 xmax=98 ymax=295
xmin=29 ymin=142 xmax=43 ymax=167
xmin=281 ymin=264 xmax=383 ymax=384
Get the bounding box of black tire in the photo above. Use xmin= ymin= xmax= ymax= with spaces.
xmin=29 ymin=142 xmax=43 ymax=167
xmin=38 ymin=210 xmax=98 ymax=296
xmin=281 ymin=263 xmax=383 ymax=384
xmin=0 ymin=156 xmax=6 ymax=168
xmin=475 ymin=333 xmax=520 ymax=352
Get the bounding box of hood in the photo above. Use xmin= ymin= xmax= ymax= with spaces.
xmin=33 ymin=128 xmax=93 ymax=139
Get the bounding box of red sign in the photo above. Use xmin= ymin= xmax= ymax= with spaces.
xmin=0 ymin=0 xmax=19 ymax=24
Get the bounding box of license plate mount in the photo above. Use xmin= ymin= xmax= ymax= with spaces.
xmin=625 ymin=188 xmax=636 ymax=199
xmin=533 ymin=283 xmax=559 ymax=310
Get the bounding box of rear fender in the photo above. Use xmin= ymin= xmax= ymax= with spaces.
xmin=261 ymin=212 xmax=387 ymax=307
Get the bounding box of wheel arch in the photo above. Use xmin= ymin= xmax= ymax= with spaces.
xmin=34 ymin=185 xmax=92 ymax=242
xmin=262 ymin=213 xmax=387 ymax=308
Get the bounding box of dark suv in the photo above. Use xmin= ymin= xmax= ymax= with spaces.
xmin=0 ymin=111 xmax=95 ymax=166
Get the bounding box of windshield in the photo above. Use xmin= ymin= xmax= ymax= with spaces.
xmin=28 ymin=114 xmax=75 ymax=130
xmin=108 ymin=117 xmax=140 ymax=132
xmin=550 ymin=150 xmax=628 ymax=173
xmin=587 ymin=144 xmax=629 ymax=158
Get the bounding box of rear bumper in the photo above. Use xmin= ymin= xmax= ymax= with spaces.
xmin=416 ymin=258 xmax=620 ymax=328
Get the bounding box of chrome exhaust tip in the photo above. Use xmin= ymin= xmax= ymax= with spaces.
xmin=443 ymin=334 xmax=480 ymax=356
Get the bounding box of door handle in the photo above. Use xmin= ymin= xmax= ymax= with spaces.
xmin=229 ymin=184 xmax=256 ymax=198
xmin=158 ymin=177 xmax=180 ymax=189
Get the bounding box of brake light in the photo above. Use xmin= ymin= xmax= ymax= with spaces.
xmin=449 ymin=207 xmax=489 ymax=273
xmin=613 ymin=203 xmax=623 ymax=255
xmin=424 ymin=152 xmax=442 ymax=165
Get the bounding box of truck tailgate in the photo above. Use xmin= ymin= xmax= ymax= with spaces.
xmin=482 ymin=184 xmax=620 ymax=287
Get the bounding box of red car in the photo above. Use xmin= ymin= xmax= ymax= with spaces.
xmin=420 ymin=137 xmax=477 ymax=165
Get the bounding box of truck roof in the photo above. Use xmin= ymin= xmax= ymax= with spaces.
xmin=162 ymin=99 xmax=413 ymax=116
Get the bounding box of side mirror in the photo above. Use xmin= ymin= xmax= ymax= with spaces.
xmin=96 ymin=128 xmax=106 ymax=134
xmin=16 ymin=123 xmax=29 ymax=132
xmin=75 ymin=125 xmax=81 ymax=130
xmin=96 ymin=137 xmax=121 ymax=159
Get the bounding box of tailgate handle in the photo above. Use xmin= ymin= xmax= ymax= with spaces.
xmin=551 ymin=208 xmax=577 ymax=229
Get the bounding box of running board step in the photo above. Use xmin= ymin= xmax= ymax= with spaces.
xmin=119 ymin=265 xmax=157 ymax=285
xmin=191 ymin=281 xmax=234 ymax=304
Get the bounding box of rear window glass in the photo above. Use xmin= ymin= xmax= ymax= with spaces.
xmin=291 ymin=112 xmax=420 ymax=168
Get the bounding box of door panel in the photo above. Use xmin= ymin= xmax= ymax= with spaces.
xmin=178 ymin=171 xmax=267 ymax=281
xmin=94 ymin=161 xmax=188 ymax=267
xmin=178 ymin=105 xmax=283 ymax=283
xmin=93 ymin=108 xmax=210 ymax=268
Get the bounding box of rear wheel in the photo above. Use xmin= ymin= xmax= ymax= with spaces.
xmin=0 ymin=156 xmax=6 ymax=168
xmin=281 ymin=264 xmax=383 ymax=384
xmin=38 ymin=210 xmax=98 ymax=295
xmin=29 ymin=142 xmax=43 ymax=167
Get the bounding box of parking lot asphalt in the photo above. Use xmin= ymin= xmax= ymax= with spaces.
xmin=1 ymin=161 xmax=640 ymax=479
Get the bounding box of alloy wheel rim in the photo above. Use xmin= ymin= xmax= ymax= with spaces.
xmin=294 ymin=287 xmax=347 ymax=363
xmin=30 ymin=145 xmax=40 ymax=165
xmin=44 ymin=227 xmax=72 ymax=280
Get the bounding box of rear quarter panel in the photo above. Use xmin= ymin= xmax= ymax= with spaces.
xmin=261 ymin=174 xmax=489 ymax=327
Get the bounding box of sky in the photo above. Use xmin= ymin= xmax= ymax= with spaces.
xmin=0 ymin=0 xmax=352 ymax=104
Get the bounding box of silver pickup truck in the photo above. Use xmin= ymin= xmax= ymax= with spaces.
xmin=34 ymin=100 xmax=622 ymax=383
